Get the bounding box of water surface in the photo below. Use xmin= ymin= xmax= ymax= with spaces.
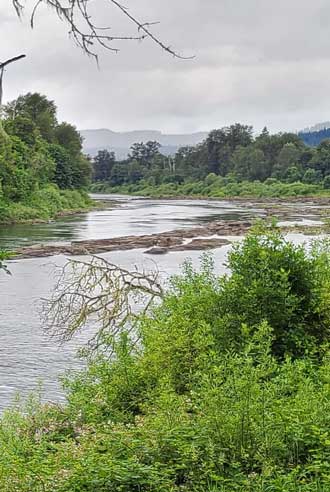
xmin=0 ymin=195 xmax=323 ymax=411
xmin=0 ymin=195 xmax=266 ymax=249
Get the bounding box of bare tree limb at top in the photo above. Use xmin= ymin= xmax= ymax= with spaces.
xmin=0 ymin=54 xmax=26 ymax=106
xmin=12 ymin=0 xmax=194 ymax=61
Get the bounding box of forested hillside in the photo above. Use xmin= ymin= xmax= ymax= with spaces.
xmin=299 ymin=128 xmax=330 ymax=147
xmin=0 ymin=93 xmax=92 ymax=223
xmin=91 ymin=124 xmax=330 ymax=197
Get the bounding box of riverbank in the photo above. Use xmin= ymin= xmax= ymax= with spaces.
xmin=91 ymin=179 xmax=330 ymax=199
xmin=0 ymin=187 xmax=97 ymax=225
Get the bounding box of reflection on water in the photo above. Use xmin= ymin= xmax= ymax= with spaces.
xmin=0 ymin=215 xmax=82 ymax=249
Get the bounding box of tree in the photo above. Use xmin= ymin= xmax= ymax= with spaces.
xmin=110 ymin=163 xmax=128 ymax=186
xmin=1 ymin=91 xmax=92 ymax=195
xmin=206 ymin=129 xmax=230 ymax=175
xmin=55 ymin=122 xmax=82 ymax=157
xmin=310 ymin=139 xmax=330 ymax=176
xmin=71 ymin=155 xmax=92 ymax=189
xmin=175 ymin=144 xmax=207 ymax=180
xmin=52 ymin=120 xmax=92 ymax=188
xmin=206 ymin=124 xmax=253 ymax=176
xmin=272 ymin=143 xmax=300 ymax=179
xmin=12 ymin=1 xmax=191 ymax=60
xmin=3 ymin=93 xmax=57 ymax=142
xmin=129 ymin=141 xmax=161 ymax=168
xmin=4 ymin=115 xmax=38 ymax=146
xmin=93 ymin=149 xmax=116 ymax=182
xmin=302 ymin=168 xmax=323 ymax=184
xmin=255 ymin=131 xmax=303 ymax=176
xmin=231 ymin=146 xmax=268 ymax=181
xmin=48 ymin=144 xmax=73 ymax=189
xmin=285 ymin=165 xmax=302 ymax=183
xmin=128 ymin=160 xmax=145 ymax=184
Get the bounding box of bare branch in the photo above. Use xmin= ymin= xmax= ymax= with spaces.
xmin=12 ymin=0 xmax=193 ymax=61
xmin=0 ymin=55 xmax=26 ymax=69
xmin=109 ymin=0 xmax=195 ymax=60
xmin=42 ymin=256 xmax=163 ymax=358
xmin=0 ymin=54 xmax=26 ymax=106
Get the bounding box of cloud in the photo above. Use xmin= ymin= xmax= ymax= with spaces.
xmin=1 ymin=0 xmax=330 ymax=133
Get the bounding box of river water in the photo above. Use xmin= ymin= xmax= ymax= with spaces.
xmin=0 ymin=195 xmax=322 ymax=411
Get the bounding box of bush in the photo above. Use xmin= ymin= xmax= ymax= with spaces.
xmin=217 ymin=227 xmax=330 ymax=357
xmin=0 ymin=186 xmax=92 ymax=224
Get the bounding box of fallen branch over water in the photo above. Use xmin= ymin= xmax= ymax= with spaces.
xmin=42 ymin=256 xmax=164 ymax=357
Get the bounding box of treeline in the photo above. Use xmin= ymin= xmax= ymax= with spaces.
xmin=91 ymin=124 xmax=330 ymax=195
xmin=0 ymin=93 xmax=92 ymax=223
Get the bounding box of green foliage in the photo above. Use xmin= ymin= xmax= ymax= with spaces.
xmin=232 ymin=146 xmax=268 ymax=181
xmin=3 ymin=92 xmax=57 ymax=142
xmin=96 ymin=178 xmax=324 ymax=199
xmin=217 ymin=227 xmax=330 ymax=357
xmin=0 ymin=186 xmax=92 ymax=224
xmin=2 ymin=231 xmax=330 ymax=489
xmin=303 ymin=168 xmax=323 ymax=184
xmin=93 ymin=149 xmax=116 ymax=182
xmin=0 ymin=250 xmax=12 ymax=275
xmin=0 ymin=93 xmax=92 ymax=223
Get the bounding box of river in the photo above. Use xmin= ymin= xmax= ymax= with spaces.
xmin=0 ymin=195 xmax=323 ymax=411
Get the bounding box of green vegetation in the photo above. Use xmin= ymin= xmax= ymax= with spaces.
xmin=2 ymin=228 xmax=330 ymax=490
xmin=0 ymin=250 xmax=11 ymax=274
xmin=92 ymin=176 xmax=328 ymax=198
xmin=91 ymin=124 xmax=330 ymax=198
xmin=0 ymin=92 xmax=92 ymax=223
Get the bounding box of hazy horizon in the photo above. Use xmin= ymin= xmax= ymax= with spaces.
xmin=2 ymin=1 xmax=330 ymax=134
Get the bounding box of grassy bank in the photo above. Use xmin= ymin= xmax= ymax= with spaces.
xmin=91 ymin=178 xmax=330 ymax=199
xmin=0 ymin=185 xmax=93 ymax=224
xmin=2 ymin=228 xmax=330 ymax=490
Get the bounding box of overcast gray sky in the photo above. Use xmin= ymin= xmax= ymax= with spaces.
xmin=1 ymin=0 xmax=330 ymax=133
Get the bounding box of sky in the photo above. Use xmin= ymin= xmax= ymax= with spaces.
xmin=1 ymin=0 xmax=330 ymax=134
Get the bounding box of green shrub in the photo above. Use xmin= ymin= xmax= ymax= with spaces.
xmin=0 ymin=186 xmax=92 ymax=224
xmin=217 ymin=227 xmax=330 ymax=357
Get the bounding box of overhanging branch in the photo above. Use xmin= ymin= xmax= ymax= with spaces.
xmin=12 ymin=0 xmax=194 ymax=61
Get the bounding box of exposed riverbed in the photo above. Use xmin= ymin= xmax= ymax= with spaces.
xmin=0 ymin=195 xmax=328 ymax=411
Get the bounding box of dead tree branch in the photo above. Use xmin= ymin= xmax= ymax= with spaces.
xmin=0 ymin=55 xmax=26 ymax=106
xmin=42 ymin=256 xmax=163 ymax=358
xmin=12 ymin=0 xmax=193 ymax=61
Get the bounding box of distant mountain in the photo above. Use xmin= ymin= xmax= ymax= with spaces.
xmin=301 ymin=122 xmax=330 ymax=133
xmin=80 ymin=129 xmax=208 ymax=159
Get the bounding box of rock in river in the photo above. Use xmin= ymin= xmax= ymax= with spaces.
xmin=144 ymin=246 xmax=169 ymax=255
